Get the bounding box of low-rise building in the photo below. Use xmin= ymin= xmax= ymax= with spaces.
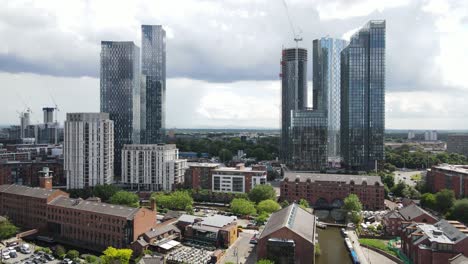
xmin=0 ymin=160 xmax=65 ymax=187
xmin=280 ymin=172 xmax=385 ymax=210
xmin=257 ymin=203 xmax=316 ymax=264
xmin=184 ymin=163 xmax=220 ymax=190
xmin=402 ymin=220 xmax=468 ymax=264
xmin=426 ymin=164 xmax=468 ymax=198
xmin=212 ymin=163 xmax=267 ymax=193
xmin=382 ymin=204 xmax=438 ymax=236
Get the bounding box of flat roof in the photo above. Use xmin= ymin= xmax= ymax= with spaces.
xmin=433 ymin=164 xmax=468 ymax=175
xmin=283 ymin=172 xmax=382 ymax=185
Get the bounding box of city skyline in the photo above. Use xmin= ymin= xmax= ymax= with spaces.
xmin=1 ymin=0 xmax=467 ymax=129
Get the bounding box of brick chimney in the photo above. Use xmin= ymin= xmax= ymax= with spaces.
xmin=38 ymin=167 xmax=53 ymax=190
xmin=150 ymin=198 xmax=157 ymax=211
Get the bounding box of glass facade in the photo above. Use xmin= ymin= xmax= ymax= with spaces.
xmin=340 ymin=20 xmax=386 ymax=171
xmin=100 ymin=41 xmax=141 ymax=179
xmin=313 ymin=38 xmax=348 ymax=161
xmin=141 ymin=25 xmax=166 ymax=144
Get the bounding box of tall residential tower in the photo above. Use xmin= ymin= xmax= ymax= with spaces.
xmin=341 ymin=20 xmax=386 ymax=171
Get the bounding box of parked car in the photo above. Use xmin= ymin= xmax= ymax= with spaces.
xmin=10 ymin=251 xmax=18 ymax=258
xmin=44 ymin=254 xmax=55 ymax=261
xmin=61 ymin=258 xmax=73 ymax=264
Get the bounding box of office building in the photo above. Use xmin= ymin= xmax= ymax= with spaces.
xmin=0 ymin=161 xmax=65 ymax=187
xmin=100 ymin=41 xmax=141 ymax=179
xmin=211 ymin=163 xmax=267 ymax=193
xmin=280 ymin=172 xmax=385 ymax=210
xmin=447 ymin=134 xmax=468 ymax=157
xmin=257 ymin=203 xmax=316 ymax=264
xmin=424 ymin=130 xmax=437 ymax=141
xmin=313 ymin=37 xmax=348 ymax=161
xmin=19 ymin=110 xmax=31 ymax=139
xmin=121 ymin=144 xmax=187 ymax=191
xmin=426 ymin=164 xmax=468 ymax=198
xmin=184 ymin=163 xmax=220 ymax=190
xmin=408 ymin=130 xmax=416 ymax=140
xmin=280 ymin=48 xmax=308 ymax=164
xmin=141 ymin=25 xmax=166 ymax=144
xmin=341 ymin=20 xmax=386 ymax=171
xmin=402 ymin=220 xmax=468 ymax=264
xmin=64 ymin=113 xmax=114 ymax=189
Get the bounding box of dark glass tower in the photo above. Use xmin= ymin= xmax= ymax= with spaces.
xmin=141 ymin=25 xmax=166 ymax=144
xmin=100 ymin=41 xmax=141 ymax=179
xmin=340 ymin=20 xmax=386 ymax=171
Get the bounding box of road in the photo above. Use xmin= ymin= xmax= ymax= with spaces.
xmin=347 ymin=231 xmax=369 ymax=264
xmin=393 ymin=170 xmax=423 ymax=187
xmin=361 ymin=247 xmax=398 ymax=264
xmin=222 ymin=230 xmax=257 ymax=264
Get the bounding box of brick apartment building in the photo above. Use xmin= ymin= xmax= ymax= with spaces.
xmin=280 ymin=172 xmax=385 ymax=210
xmin=0 ymin=160 xmax=65 ymax=187
xmin=402 ymin=220 xmax=468 ymax=264
xmin=184 ymin=163 xmax=220 ymax=190
xmin=426 ymin=164 xmax=468 ymax=198
xmin=0 ymin=181 xmax=157 ymax=251
xmin=383 ymin=204 xmax=438 ymax=236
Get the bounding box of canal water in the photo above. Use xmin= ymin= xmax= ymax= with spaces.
xmin=316 ymin=227 xmax=352 ymax=264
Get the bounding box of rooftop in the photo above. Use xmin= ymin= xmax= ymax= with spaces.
xmin=187 ymin=162 xmax=220 ymax=168
xmin=177 ymin=214 xmax=237 ymax=228
xmin=283 ymin=172 xmax=383 ymax=185
xmin=0 ymin=184 xmax=61 ymax=199
xmin=397 ymin=204 xmax=437 ymax=221
xmin=409 ymin=220 xmax=468 ymax=245
xmin=433 ymin=164 xmax=468 ymax=175
xmin=48 ymin=196 xmax=141 ymax=219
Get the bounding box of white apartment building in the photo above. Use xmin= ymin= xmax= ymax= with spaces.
xmin=64 ymin=113 xmax=114 ymax=189
xmin=425 ymin=130 xmax=438 ymax=141
xmin=212 ymin=163 xmax=267 ymax=193
xmin=121 ymin=144 xmax=187 ymax=191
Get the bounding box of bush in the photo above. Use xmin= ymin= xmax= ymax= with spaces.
xmin=67 ymin=250 xmax=80 ymax=260
xmin=36 ymin=247 xmax=52 ymax=254
xmin=153 ymin=191 xmax=193 ymax=211
xmin=109 ymin=191 xmax=139 ymax=207
xmin=85 ymin=255 xmax=100 ymax=263
xmin=315 ymin=243 xmax=321 ymax=256
xmin=257 ymin=199 xmax=281 ymax=214
xmin=55 ymin=245 xmax=66 ymax=259
xmin=230 ymin=198 xmax=256 ymax=216
xmin=0 ymin=219 xmax=18 ymax=239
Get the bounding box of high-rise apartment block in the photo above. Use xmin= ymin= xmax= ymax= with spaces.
xmin=313 ymin=38 xmax=348 ymax=162
xmin=64 ymin=113 xmax=114 ymax=189
xmin=141 ymin=25 xmax=166 ymax=144
xmin=340 ymin=20 xmax=386 ymax=171
xmin=408 ymin=130 xmax=416 ymax=140
xmin=100 ymin=41 xmax=142 ymax=179
xmin=121 ymin=144 xmax=187 ymax=191
xmin=424 ymin=130 xmax=438 ymax=141
xmin=447 ymin=134 xmax=468 ymax=157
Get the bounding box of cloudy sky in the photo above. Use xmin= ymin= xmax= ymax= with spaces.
xmin=1 ymin=0 xmax=467 ymax=129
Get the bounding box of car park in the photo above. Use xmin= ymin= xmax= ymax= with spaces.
xmin=61 ymin=258 xmax=72 ymax=264
xmin=10 ymin=251 xmax=18 ymax=258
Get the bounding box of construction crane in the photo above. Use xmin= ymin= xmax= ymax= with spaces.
xmin=49 ymin=93 xmax=60 ymax=123
xmin=281 ymin=0 xmax=302 ymax=110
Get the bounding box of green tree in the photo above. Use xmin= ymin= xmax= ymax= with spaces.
xmin=230 ymin=198 xmax=257 ymax=216
xmin=0 ymin=219 xmax=18 ymax=239
xmin=343 ymin=194 xmax=362 ymax=212
xmin=218 ymin=148 xmax=233 ymax=162
xmin=100 ymin=247 xmax=132 ymax=264
xmin=152 ymin=191 xmax=193 ymax=211
xmin=67 ymin=250 xmax=80 ymax=260
xmin=85 ymin=255 xmax=100 ymax=263
xmin=435 ymin=189 xmax=456 ymax=213
xmin=93 ymin=184 xmax=121 ymax=202
xmin=255 ymin=212 xmax=270 ymax=225
xmin=109 ymin=191 xmax=139 ymax=207
xmin=256 ymin=260 xmax=274 ymax=264
xmin=257 ymin=199 xmax=281 ymax=214
xmin=420 ymin=193 xmax=436 ymax=209
xmin=248 ymin=185 xmax=276 ymax=204
xmin=298 ymin=199 xmax=310 ymax=210
xmin=450 ymin=199 xmax=468 ymax=223
xmin=55 ymin=245 xmax=66 ymax=259
xmin=315 ymin=243 xmax=321 ymax=256
xmin=391 ymin=181 xmax=408 ymax=197
xmin=280 ymin=200 xmax=290 ymax=208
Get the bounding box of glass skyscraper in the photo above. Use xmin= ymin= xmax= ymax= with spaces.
xmin=141 ymin=25 xmax=166 ymax=144
xmin=340 ymin=20 xmax=386 ymax=171
xmin=100 ymin=41 xmax=141 ymax=179
xmin=313 ymin=38 xmax=348 ymax=162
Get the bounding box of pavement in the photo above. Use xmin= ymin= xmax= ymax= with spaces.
xmin=347 ymin=231 xmax=369 ymax=264
xmin=361 ymin=247 xmax=398 ymax=264
xmin=393 ymin=170 xmax=423 ymax=187
xmin=222 ymin=230 xmax=257 ymax=264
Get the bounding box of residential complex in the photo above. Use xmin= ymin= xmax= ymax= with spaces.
xmin=121 ymin=144 xmax=187 ymax=191
xmin=184 ymin=162 xmax=220 ymax=190
xmin=341 ymin=20 xmax=386 ymax=171
xmin=402 ymin=220 xmax=468 ymax=264
xmin=280 ymin=172 xmax=385 ymax=210
xmin=100 ymin=41 xmax=142 ymax=179
xmin=426 ymin=164 xmax=468 ymax=198
xmin=424 ymin=130 xmax=438 ymax=141
xmin=0 ymin=161 xmax=65 ymax=187
xmin=141 ymin=25 xmax=166 ymax=144
xmin=257 ymin=203 xmax=316 ymax=264
xmin=382 ymin=203 xmax=437 ymax=236
xmin=447 ymin=134 xmax=468 ymax=157
xmin=64 ymin=113 xmax=114 ymax=189
xmin=212 ymin=163 xmax=267 ymax=193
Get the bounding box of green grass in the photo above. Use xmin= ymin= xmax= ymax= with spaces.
xmin=359 ymin=238 xmax=397 ymax=257
xmin=410 ymin=174 xmax=422 ymax=181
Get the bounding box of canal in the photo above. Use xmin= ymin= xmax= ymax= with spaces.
xmin=316 ymin=227 xmax=352 ymax=264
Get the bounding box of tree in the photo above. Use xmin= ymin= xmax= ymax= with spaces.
xmin=450 ymin=199 xmax=468 ymax=224
xmin=420 ymin=193 xmax=436 ymax=209
xmin=218 ymin=148 xmax=233 ymax=162
xmin=280 ymin=200 xmax=290 ymax=208
xmin=298 ymin=199 xmax=310 ymax=210
xmin=85 ymin=255 xmax=100 ymax=263
xmin=257 ymin=199 xmax=281 ymax=214
xmin=230 ymin=198 xmax=257 ymax=216
xmin=256 ymin=260 xmax=274 ymax=264
xmin=343 ymin=194 xmax=362 ymax=212
xmin=391 ymin=181 xmax=408 ymax=197
xmin=152 ymin=191 xmax=193 ymax=211
xmin=435 ymin=189 xmax=456 ymax=213
xmin=93 ymin=184 xmax=121 ymax=202
xmin=67 ymin=250 xmax=80 ymax=260
xmin=248 ymin=185 xmax=276 ymax=204
xmin=0 ymin=219 xmax=18 ymax=239
xmin=100 ymin=247 xmax=132 ymax=264
xmin=55 ymin=245 xmax=66 ymax=259
xmin=255 ymin=212 xmax=270 ymax=225
xmin=109 ymin=191 xmax=139 ymax=207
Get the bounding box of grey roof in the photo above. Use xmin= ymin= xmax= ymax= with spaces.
xmin=138 ymin=255 xmax=164 ymax=264
xmin=201 ymin=215 xmax=237 ymax=228
xmin=434 ymin=220 xmax=468 ymax=243
xmin=408 ymin=220 xmax=468 ymax=246
xmin=398 ymin=204 xmax=436 ymax=221
xmin=162 ymin=211 xmax=183 ymax=221
xmin=145 ymin=224 xmax=180 ymax=238
xmin=259 ymin=203 xmax=316 ymax=244
xmin=178 ymin=214 xmax=203 ymax=223
xmin=48 ymin=196 xmax=141 ymax=219
xmin=0 ymin=184 xmax=61 ymax=199
xmin=449 ymin=254 xmax=468 ymax=264
xmin=283 ymin=172 xmax=382 ymax=185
